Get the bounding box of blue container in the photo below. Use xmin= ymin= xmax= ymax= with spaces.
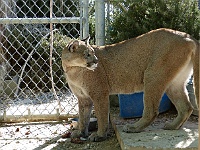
xmin=118 ymin=92 xmax=171 ymax=118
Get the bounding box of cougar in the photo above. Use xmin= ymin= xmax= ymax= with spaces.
xmin=61 ymin=28 xmax=199 ymax=142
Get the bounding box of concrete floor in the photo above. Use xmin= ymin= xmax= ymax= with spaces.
xmin=110 ymin=108 xmax=198 ymax=150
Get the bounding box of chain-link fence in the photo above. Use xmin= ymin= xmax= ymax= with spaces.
xmin=0 ymin=0 xmax=90 ymax=149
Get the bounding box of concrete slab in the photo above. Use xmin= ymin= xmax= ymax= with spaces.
xmin=110 ymin=108 xmax=198 ymax=150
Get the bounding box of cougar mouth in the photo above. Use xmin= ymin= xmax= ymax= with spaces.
xmin=86 ymin=55 xmax=98 ymax=70
xmin=86 ymin=62 xmax=98 ymax=70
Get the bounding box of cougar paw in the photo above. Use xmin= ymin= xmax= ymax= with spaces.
xmin=88 ymin=132 xmax=107 ymax=142
xmin=123 ymin=124 xmax=142 ymax=133
xmin=163 ymin=122 xmax=179 ymax=130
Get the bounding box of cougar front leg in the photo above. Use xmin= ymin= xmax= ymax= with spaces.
xmin=71 ymin=97 xmax=93 ymax=138
xmin=88 ymin=93 xmax=109 ymax=142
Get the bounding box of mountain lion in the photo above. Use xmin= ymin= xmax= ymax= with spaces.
xmin=61 ymin=28 xmax=199 ymax=142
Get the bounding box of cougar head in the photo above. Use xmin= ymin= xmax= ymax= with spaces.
xmin=63 ymin=36 xmax=98 ymax=71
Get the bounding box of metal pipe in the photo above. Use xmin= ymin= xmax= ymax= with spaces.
xmin=49 ymin=0 xmax=61 ymax=111
xmin=79 ymin=0 xmax=83 ymax=39
xmin=106 ymin=0 xmax=110 ymax=44
xmin=198 ymin=0 xmax=200 ymax=10
xmin=95 ymin=0 xmax=105 ymax=46
xmin=82 ymin=0 xmax=89 ymax=39
xmin=0 ymin=17 xmax=80 ymax=24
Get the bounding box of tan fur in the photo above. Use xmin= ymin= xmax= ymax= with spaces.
xmin=61 ymin=28 xmax=199 ymax=142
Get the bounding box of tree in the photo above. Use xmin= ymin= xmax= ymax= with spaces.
xmin=109 ymin=0 xmax=200 ymax=43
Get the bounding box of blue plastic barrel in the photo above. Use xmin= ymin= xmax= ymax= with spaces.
xmin=118 ymin=92 xmax=171 ymax=118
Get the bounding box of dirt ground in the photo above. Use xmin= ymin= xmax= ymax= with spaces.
xmin=51 ymin=124 xmax=121 ymax=150
xmin=0 ymin=109 xmax=121 ymax=150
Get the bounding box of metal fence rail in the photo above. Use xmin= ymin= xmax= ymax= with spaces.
xmin=0 ymin=17 xmax=80 ymax=24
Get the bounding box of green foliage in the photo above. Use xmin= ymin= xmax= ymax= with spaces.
xmin=41 ymin=32 xmax=71 ymax=51
xmin=109 ymin=0 xmax=200 ymax=43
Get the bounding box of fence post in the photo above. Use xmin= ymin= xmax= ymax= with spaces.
xmin=198 ymin=0 xmax=200 ymax=9
xmin=82 ymin=0 xmax=89 ymax=39
xmin=95 ymin=0 xmax=105 ymax=46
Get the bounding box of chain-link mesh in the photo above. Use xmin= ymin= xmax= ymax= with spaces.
xmin=0 ymin=0 xmax=83 ymax=149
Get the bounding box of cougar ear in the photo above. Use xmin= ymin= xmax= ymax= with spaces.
xmin=67 ymin=40 xmax=79 ymax=52
xmin=81 ymin=35 xmax=90 ymax=46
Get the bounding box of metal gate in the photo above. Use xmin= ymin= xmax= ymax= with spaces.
xmin=0 ymin=0 xmax=90 ymax=149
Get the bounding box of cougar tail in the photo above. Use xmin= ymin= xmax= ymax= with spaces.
xmin=192 ymin=40 xmax=199 ymax=108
